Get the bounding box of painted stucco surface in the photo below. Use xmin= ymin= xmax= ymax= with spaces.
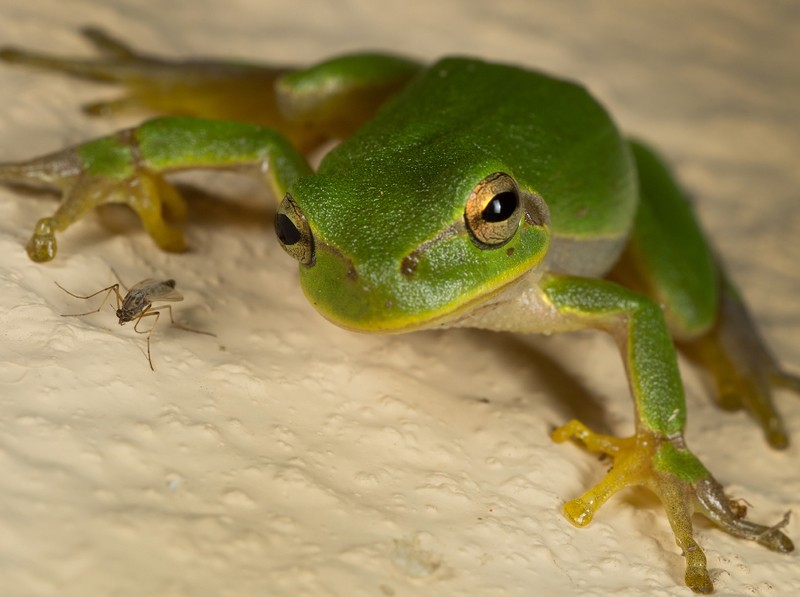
xmin=0 ymin=1 xmax=798 ymax=596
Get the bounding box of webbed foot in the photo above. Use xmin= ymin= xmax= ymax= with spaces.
xmin=0 ymin=137 xmax=187 ymax=261
xmin=552 ymin=419 xmax=793 ymax=594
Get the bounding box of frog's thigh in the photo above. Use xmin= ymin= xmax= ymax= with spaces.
xmin=611 ymin=140 xmax=718 ymax=340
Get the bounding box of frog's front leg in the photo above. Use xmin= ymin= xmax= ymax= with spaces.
xmin=0 ymin=117 xmax=310 ymax=261
xmin=615 ymin=141 xmax=800 ymax=448
xmin=540 ymin=275 xmax=793 ymax=593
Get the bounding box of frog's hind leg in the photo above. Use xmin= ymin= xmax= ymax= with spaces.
xmin=0 ymin=27 xmax=159 ymax=82
xmin=677 ymin=275 xmax=800 ymax=448
xmin=614 ymin=140 xmax=798 ymax=448
xmin=0 ymin=27 xmax=295 ymax=134
xmin=1 ymin=28 xmax=422 ymax=151
xmin=75 ymin=27 xmax=140 ymax=60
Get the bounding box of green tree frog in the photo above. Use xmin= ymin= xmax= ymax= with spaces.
xmin=1 ymin=28 xmax=798 ymax=593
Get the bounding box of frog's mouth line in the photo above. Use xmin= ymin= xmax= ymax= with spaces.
xmin=404 ymin=267 xmax=543 ymax=333
xmin=308 ymin=247 xmax=548 ymax=335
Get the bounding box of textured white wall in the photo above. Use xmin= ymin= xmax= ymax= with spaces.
xmin=0 ymin=1 xmax=798 ymax=595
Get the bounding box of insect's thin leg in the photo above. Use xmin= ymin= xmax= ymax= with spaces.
xmin=56 ymin=282 xmax=123 ymax=317
xmin=132 ymin=307 xmax=162 ymax=335
xmin=157 ymin=304 xmax=214 ymax=336
xmin=163 ymin=305 xmax=217 ymax=337
xmin=109 ymin=267 xmax=130 ymax=292
xmin=55 ymin=281 xmax=118 ymax=301
xmin=131 ymin=305 xmax=215 ymax=370
xmin=173 ymin=323 xmax=217 ymax=337
xmin=133 ymin=307 xmax=162 ymax=371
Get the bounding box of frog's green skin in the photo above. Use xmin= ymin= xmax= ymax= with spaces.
xmin=1 ymin=29 xmax=798 ymax=594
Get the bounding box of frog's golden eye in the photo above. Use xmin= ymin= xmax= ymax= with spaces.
xmin=275 ymin=194 xmax=315 ymax=265
xmin=465 ymin=172 xmax=523 ymax=248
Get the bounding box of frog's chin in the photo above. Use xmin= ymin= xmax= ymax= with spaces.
xmin=311 ymin=267 xmax=541 ymax=335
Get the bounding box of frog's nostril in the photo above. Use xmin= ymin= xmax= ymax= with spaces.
xmin=400 ymin=253 xmax=419 ymax=278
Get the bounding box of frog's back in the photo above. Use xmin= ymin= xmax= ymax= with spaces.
xmin=317 ymin=57 xmax=638 ymax=277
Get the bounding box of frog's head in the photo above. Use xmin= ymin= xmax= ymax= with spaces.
xmin=274 ymin=152 xmax=550 ymax=333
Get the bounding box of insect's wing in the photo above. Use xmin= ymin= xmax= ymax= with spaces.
xmin=132 ymin=279 xmax=184 ymax=302
xmin=128 ymin=279 xmax=159 ymax=293
xmin=156 ymin=288 xmax=184 ymax=302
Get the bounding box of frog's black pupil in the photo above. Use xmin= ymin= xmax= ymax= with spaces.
xmin=482 ymin=191 xmax=518 ymax=222
xmin=276 ymin=213 xmax=301 ymax=245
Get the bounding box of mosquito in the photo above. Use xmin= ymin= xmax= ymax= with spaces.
xmin=56 ymin=270 xmax=215 ymax=370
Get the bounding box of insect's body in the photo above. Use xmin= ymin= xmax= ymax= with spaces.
xmin=116 ymin=278 xmax=179 ymax=324
xmin=56 ymin=274 xmax=209 ymax=370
